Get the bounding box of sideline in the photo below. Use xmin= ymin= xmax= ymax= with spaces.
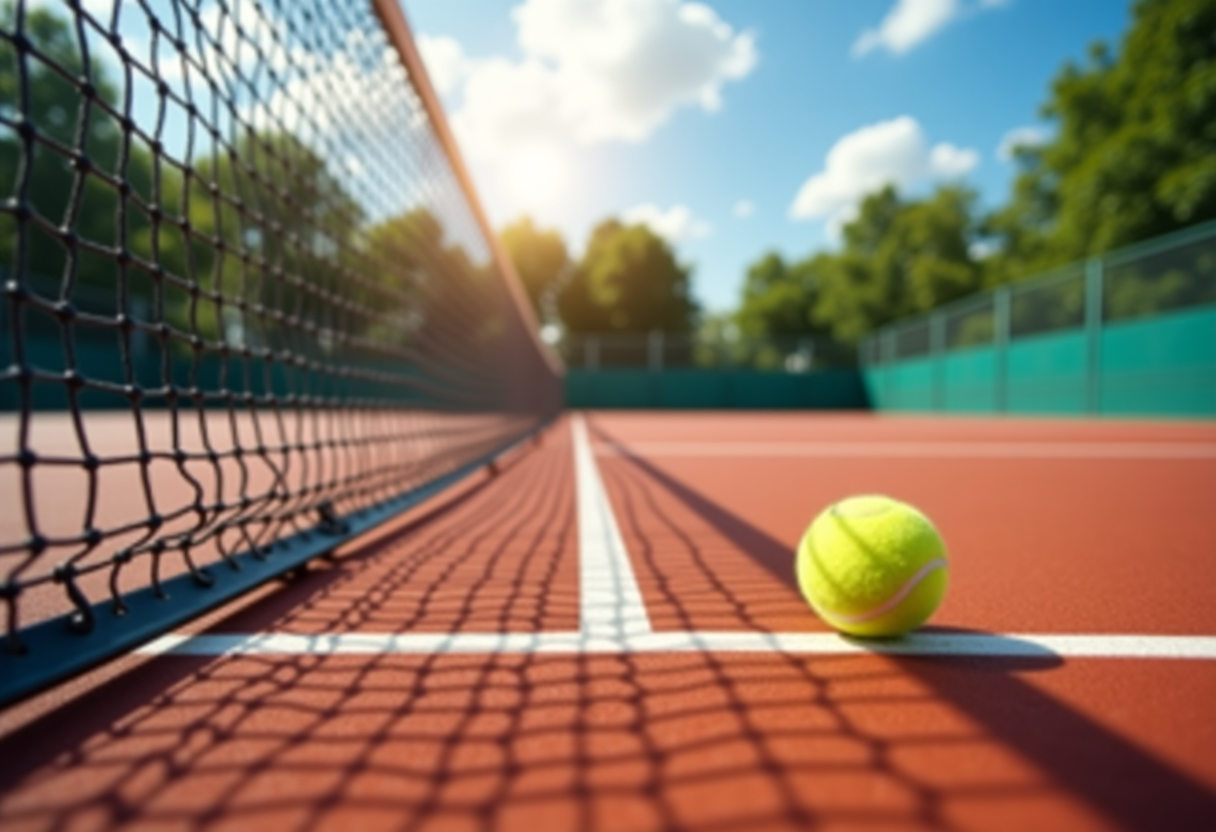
xmin=142 ymin=414 xmax=1216 ymax=661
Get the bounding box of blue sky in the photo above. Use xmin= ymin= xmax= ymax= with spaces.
xmin=403 ymin=0 xmax=1132 ymax=314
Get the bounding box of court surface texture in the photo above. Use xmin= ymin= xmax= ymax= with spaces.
xmin=2 ymin=411 xmax=1216 ymax=832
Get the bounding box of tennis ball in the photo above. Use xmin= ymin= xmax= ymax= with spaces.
xmin=796 ymin=495 xmax=948 ymax=638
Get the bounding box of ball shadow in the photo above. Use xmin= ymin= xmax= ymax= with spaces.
xmin=591 ymin=418 xmax=1216 ymax=830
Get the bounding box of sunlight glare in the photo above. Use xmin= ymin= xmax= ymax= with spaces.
xmin=504 ymin=144 xmax=566 ymax=208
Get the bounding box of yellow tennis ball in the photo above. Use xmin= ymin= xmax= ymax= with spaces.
xmin=796 ymin=495 xmax=948 ymax=638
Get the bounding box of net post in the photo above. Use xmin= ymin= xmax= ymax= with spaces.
xmin=1085 ymin=256 xmax=1105 ymax=414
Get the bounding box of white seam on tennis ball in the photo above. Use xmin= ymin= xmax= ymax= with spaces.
xmin=831 ymin=496 xmax=895 ymax=519
xmin=818 ymin=558 xmax=948 ymax=625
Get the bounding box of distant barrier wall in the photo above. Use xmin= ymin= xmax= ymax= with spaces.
xmin=566 ymin=369 xmax=868 ymax=409
xmin=861 ymin=222 xmax=1216 ymax=419
xmin=559 ymin=330 xmax=865 ymax=409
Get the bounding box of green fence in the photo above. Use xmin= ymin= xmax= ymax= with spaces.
xmin=557 ymin=331 xmax=866 ymax=409
xmin=861 ymin=221 xmax=1216 ymax=418
xmin=558 ymin=331 xmax=855 ymax=374
xmin=566 ymin=368 xmax=868 ymax=409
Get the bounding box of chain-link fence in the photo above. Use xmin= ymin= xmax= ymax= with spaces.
xmin=560 ymin=332 xmax=855 ymax=373
xmin=861 ymin=221 xmax=1216 ymax=417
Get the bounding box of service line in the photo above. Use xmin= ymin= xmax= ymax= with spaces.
xmin=593 ymin=441 xmax=1216 ymax=460
xmin=139 ymin=415 xmax=1216 ymax=661
xmin=141 ymin=631 xmax=1216 ymax=660
xmin=573 ymin=413 xmax=653 ymax=639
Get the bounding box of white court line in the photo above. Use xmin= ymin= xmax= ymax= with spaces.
xmin=573 ymin=413 xmax=653 ymax=639
xmin=139 ymin=416 xmax=1216 ymax=662
xmin=141 ymin=631 xmax=1216 ymax=660
xmin=594 ymin=441 xmax=1216 ymax=460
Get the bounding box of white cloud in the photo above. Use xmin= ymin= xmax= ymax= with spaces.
xmin=997 ymin=125 xmax=1050 ymax=161
xmin=853 ymin=0 xmax=1009 ymax=58
xmin=733 ymin=199 xmax=755 ymax=218
xmin=789 ymin=116 xmax=979 ymax=226
xmin=422 ymin=0 xmax=756 ymax=163
xmin=418 ymin=35 xmax=468 ymax=97
xmin=622 ymin=203 xmax=710 ymax=243
xmin=853 ymin=0 xmax=960 ymax=57
xmin=969 ymin=238 xmax=999 ymax=259
xmin=929 ymin=142 xmax=979 ymax=176
xmin=450 ymin=57 xmax=569 ymax=162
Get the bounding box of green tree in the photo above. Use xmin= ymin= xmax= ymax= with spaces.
xmin=812 ymin=185 xmax=983 ymax=344
xmin=499 ymin=216 xmax=569 ymax=320
xmin=553 ymin=259 xmax=612 ymax=334
xmin=187 ymin=131 xmax=366 ymax=344
xmin=731 ymin=251 xmax=861 ymax=369
xmin=735 ymin=252 xmax=821 ymax=338
xmin=0 ymin=1 xmax=170 ymax=304
xmin=988 ymin=0 xmax=1216 ymax=274
xmin=365 ymin=206 xmax=504 ymax=355
xmin=557 ymin=219 xmax=697 ymax=333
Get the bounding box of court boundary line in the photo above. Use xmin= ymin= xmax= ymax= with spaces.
xmin=574 ymin=414 xmax=653 ymax=639
xmin=139 ymin=413 xmax=1216 ymax=662
xmin=141 ymin=630 xmax=1216 ymax=659
xmin=593 ymin=441 xmax=1216 ymax=460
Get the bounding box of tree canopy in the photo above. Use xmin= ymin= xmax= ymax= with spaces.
xmin=0 ymin=1 xmax=166 ymax=298
xmin=0 ymin=3 xmax=369 ymax=347
xmin=557 ymin=219 xmax=697 ymax=334
xmin=737 ymin=185 xmax=982 ymax=346
xmin=499 ymin=216 xmax=569 ymax=320
xmin=739 ymin=0 xmax=1215 ymax=350
xmin=8 ymin=0 xmax=1212 ymax=359
xmin=987 ymin=0 xmax=1216 ymax=275
xmin=735 ymin=252 xmax=821 ymax=338
xmin=187 ymin=131 xmax=367 ymax=342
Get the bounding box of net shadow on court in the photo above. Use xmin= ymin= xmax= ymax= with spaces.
xmin=590 ymin=418 xmax=1216 ymax=830
xmin=3 ymin=422 xmax=1213 ymax=830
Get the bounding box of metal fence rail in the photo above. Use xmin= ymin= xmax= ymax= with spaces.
xmin=860 ymin=221 xmax=1216 ymax=417
xmin=560 ymin=332 xmax=854 ymax=373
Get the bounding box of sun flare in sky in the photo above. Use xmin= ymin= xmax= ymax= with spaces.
xmin=412 ymin=0 xmax=1132 ymax=312
xmin=502 ymin=143 xmax=568 ymax=210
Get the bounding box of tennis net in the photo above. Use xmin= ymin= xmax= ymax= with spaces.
xmin=0 ymin=0 xmax=562 ymax=705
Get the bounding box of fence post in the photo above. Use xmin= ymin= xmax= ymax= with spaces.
xmin=648 ymin=330 xmax=663 ymax=371
xmin=882 ymin=328 xmax=896 ymax=408
xmin=930 ymin=310 xmax=945 ymax=412
xmin=1085 ymin=257 xmax=1105 ymax=414
xmin=585 ymin=335 xmax=599 ymax=371
xmin=994 ymin=287 xmax=1011 ymax=413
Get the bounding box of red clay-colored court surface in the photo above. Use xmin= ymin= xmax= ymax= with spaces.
xmin=3 ymin=411 xmax=1216 ymax=831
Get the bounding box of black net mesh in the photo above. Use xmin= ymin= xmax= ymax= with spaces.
xmin=0 ymin=0 xmax=560 ymax=661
